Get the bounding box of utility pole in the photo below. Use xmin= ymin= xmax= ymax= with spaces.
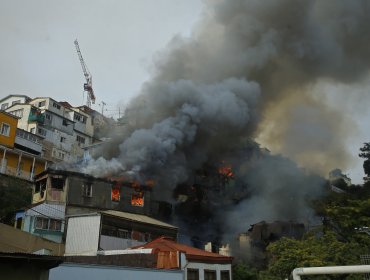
xmin=100 ymin=101 xmax=106 ymax=116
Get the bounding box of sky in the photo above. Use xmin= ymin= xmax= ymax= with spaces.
xmin=1 ymin=0 xmax=370 ymax=184
xmin=0 ymin=0 xmax=204 ymax=117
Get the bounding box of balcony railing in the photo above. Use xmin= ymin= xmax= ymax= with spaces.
xmin=28 ymin=113 xmax=45 ymax=124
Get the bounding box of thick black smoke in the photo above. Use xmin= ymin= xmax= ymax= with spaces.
xmin=82 ymin=0 xmax=370 ymax=241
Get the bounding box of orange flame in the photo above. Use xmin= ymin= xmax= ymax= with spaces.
xmin=218 ymin=164 xmax=234 ymax=178
xmin=131 ymin=193 xmax=144 ymax=207
xmin=111 ymin=187 xmax=120 ymax=202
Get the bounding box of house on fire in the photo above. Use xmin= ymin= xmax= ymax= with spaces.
xmin=17 ymin=168 xmax=176 ymax=246
xmin=30 ymin=168 xmax=152 ymax=215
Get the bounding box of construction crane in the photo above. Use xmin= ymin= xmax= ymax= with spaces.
xmin=74 ymin=39 xmax=96 ymax=108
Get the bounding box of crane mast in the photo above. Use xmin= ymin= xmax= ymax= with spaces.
xmin=74 ymin=39 xmax=96 ymax=107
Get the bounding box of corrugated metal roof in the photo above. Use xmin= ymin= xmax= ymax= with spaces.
xmin=25 ymin=203 xmax=65 ymax=219
xmin=100 ymin=210 xmax=177 ymax=230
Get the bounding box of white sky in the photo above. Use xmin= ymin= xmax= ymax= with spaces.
xmin=0 ymin=0 xmax=204 ymax=117
xmin=1 ymin=0 xmax=369 ymax=184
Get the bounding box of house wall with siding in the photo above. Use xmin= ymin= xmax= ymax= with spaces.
xmin=0 ymin=111 xmax=17 ymax=148
xmin=65 ymin=215 xmax=101 ymax=256
xmin=65 ymin=174 xmax=152 ymax=216
xmin=49 ymin=263 xmax=183 ymax=280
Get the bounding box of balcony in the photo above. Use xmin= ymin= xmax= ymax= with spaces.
xmin=28 ymin=112 xmax=45 ymax=124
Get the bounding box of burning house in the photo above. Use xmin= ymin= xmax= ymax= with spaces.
xmin=17 ymin=168 xmax=178 ymax=247
xmin=31 ymin=168 xmax=153 ymax=216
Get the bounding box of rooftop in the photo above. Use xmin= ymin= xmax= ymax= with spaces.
xmin=101 ymin=210 xmax=178 ymax=230
xmin=133 ymin=236 xmax=233 ymax=264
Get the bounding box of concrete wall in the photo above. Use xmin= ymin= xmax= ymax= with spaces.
xmin=185 ymin=262 xmax=232 ymax=280
xmin=0 ymin=223 xmax=64 ymax=255
xmin=49 ymin=263 xmax=183 ymax=280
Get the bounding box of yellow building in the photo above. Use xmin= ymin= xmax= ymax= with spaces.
xmin=0 ymin=111 xmax=17 ymax=148
xmin=0 ymin=111 xmax=49 ymax=180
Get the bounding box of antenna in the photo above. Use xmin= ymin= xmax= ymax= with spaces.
xmin=100 ymin=101 xmax=106 ymax=116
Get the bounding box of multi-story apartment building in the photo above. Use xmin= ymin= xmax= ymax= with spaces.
xmin=1 ymin=94 xmax=109 ymax=179
xmin=0 ymin=94 xmax=31 ymax=111
xmin=60 ymin=102 xmax=96 ymax=161
xmin=5 ymin=97 xmax=97 ymax=163
xmin=0 ymin=110 xmax=48 ymax=180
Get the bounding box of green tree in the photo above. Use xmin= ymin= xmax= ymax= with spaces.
xmin=261 ymin=184 xmax=370 ymax=279
xmin=0 ymin=176 xmax=32 ymax=225
xmin=312 ymin=187 xmax=370 ymax=241
xmin=263 ymin=231 xmax=369 ymax=279
xmin=232 ymin=262 xmax=259 ymax=280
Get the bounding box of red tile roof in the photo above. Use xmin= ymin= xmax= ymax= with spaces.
xmin=132 ymin=236 xmax=233 ymax=264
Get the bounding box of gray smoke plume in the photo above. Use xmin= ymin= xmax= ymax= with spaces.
xmin=82 ymin=0 xmax=370 ymax=241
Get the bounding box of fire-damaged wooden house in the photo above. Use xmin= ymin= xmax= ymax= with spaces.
xmin=16 ymin=168 xmax=178 ymax=250
xmin=31 ymin=168 xmax=153 ymax=215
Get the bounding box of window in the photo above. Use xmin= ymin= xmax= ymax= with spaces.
xmin=117 ymin=229 xmax=131 ymax=239
xmin=74 ymin=113 xmax=87 ymax=124
xmin=45 ymin=113 xmax=52 ymax=121
xmin=49 ymin=219 xmax=62 ymax=231
xmin=60 ymin=136 xmax=66 ymax=143
xmin=12 ymin=100 xmax=21 ymax=105
xmin=58 ymin=152 xmax=65 ymax=159
xmin=35 ymin=217 xmax=49 ymax=230
xmin=0 ymin=123 xmax=10 ymax=136
xmin=131 ymin=192 xmax=144 ymax=207
xmin=38 ymin=101 xmax=46 ymax=107
xmin=1 ymin=103 xmax=8 ymax=110
xmin=221 ymin=271 xmax=230 ymax=280
xmin=82 ymin=183 xmax=92 ymax=197
xmin=62 ymin=119 xmax=68 ymax=126
xmin=187 ymin=269 xmax=199 ymax=280
xmin=144 ymin=232 xmax=151 ymax=242
xmin=37 ymin=127 xmax=46 ymax=136
xmin=51 ymin=176 xmax=64 ymax=190
xmin=9 ymin=109 xmax=23 ymax=118
xmin=204 ymin=270 xmax=216 ymax=280
xmin=74 ymin=114 xmax=81 ymax=121
xmin=111 ymin=186 xmax=120 ymax=201
xmin=35 ymin=179 xmax=46 ymax=193
xmin=76 ymin=135 xmax=85 ymax=144
xmin=101 ymin=225 xmax=132 ymax=239
xmin=35 ymin=217 xmax=62 ymax=231
xmin=53 ymin=102 xmax=61 ymax=110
